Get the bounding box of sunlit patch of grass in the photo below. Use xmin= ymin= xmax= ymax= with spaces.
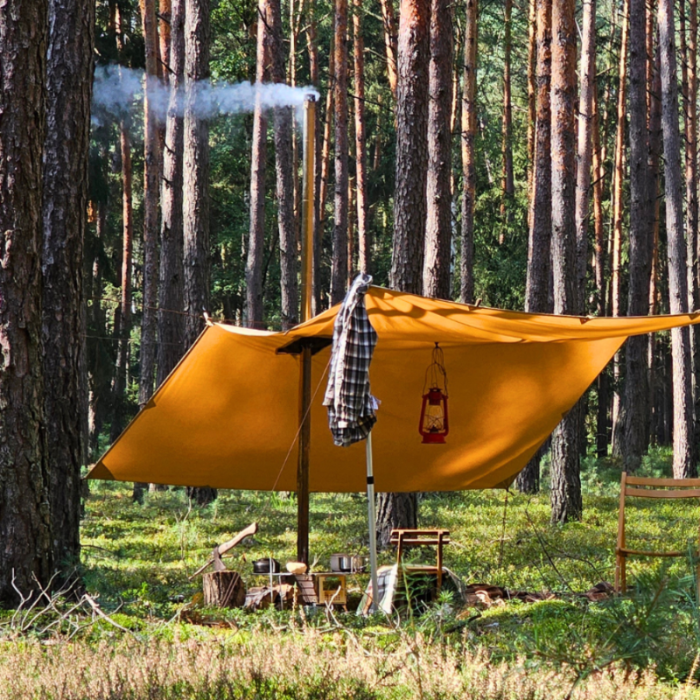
xmin=66 ymin=448 xmax=700 ymax=693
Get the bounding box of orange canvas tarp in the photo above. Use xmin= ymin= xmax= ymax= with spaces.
xmin=88 ymin=286 xmax=700 ymax=492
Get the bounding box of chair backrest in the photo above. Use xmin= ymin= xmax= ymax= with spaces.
xmin=622 ymin=473 xmax=700 ymax=500
xmin=616 ymin=472 xmax=700 ymax=592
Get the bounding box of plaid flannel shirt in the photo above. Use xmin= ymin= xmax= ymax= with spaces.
xmin=323 ymin=274 xmax=378 ymax=447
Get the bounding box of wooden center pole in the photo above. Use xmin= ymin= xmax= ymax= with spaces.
xmin=297 ymin=95 xmax=316 ymax=565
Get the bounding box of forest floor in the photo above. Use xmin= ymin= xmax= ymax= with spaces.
xmin=2 ymin=448 xmax=700 ymax=698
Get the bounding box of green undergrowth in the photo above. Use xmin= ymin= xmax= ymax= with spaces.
xmin=9 ymin=446 xmax=700 ymax=696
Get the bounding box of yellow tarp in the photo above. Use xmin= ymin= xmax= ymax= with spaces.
xmin=88 ymin=286 xmax=700 ymax=492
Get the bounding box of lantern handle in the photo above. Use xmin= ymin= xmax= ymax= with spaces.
xmin=423 ymin=342 xmax=448 ymax=396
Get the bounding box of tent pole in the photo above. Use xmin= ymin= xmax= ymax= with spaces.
xmin=366 ymin=432 xmax=380 ymax=612
xmin=297 ymin=95 xmax=316 ymax=565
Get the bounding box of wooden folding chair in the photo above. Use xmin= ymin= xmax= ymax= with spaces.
xmin=615 ymin=471 xmax=700 ymax=593
xmin=390 ymin=529 xmax=450 ymax=592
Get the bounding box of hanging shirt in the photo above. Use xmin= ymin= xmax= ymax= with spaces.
xmin=323 ymin=273 xmax=379 ymax=447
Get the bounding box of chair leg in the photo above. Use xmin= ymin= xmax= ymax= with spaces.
xmin=621 ymin=555 xmax=627 ymax=593
xmin=615 ymin=552 xmax=620 ymax=593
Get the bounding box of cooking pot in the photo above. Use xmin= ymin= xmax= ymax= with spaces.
xmin=253 ymin=557 xmax=280 ymax=574
xmin=330 ymin=553 xmax=353 ymax=572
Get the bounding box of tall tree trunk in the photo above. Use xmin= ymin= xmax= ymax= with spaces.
xmin=550 ymin=0 xmax=581 ymax=523
xmin=245 ymin=0 xmax=270 ymax=327
xmin=112 ymin=123 xmax=134 ymax=442
xmin=378 ymin=0 xmax=431 ymax=547
xmin=158 ymin=0 xmax=185 ymax=387
xmin=183 ymin=0 xmax=217 ymax=503
xmin=111 ymin=5 xmax=133 ymax=443
xmin=423 ymin=0 xmax=453 ymax=299
xmin=460 ymin=0 xmax=477 ymax=304
xmin=270 ymin=0 xmax=298 ymax=328
xmin=517 ymin=0 xmax=551 ymax=494
xmin=620 ymin=0 xmax=652 ymax=472
xmin=0 ymin=0 xmax=52 ymax=604
xmin=526 ymin=0 xmax=537 ymax=210
xmin=88 ymin=202 xmax=113 ymax=460
xmin=592 ymin=75 xmax=609 ymax=457
xmin=330 ymin=0 xmax=349 ymax=304
xmin=159 ymin=0 xmax=171 ymax=85
xmin=686 ymin=0 xmax=700 ymax=460
xmin=500 ymin=0 xmax=514 ymax=231
xmin=682 ymin=0 xmax=699 ymax=321
xmin=306 ymin=0 xmax=323 ymax=313
xmin=658 ymin=0 xmax=696 ymax=476
xmin=42 ymin=0 xmax=94 ymax=570
xmin=610 ymin=1 xmax=629 ymax=446
xmin=318 ymin=40 xmax=334 ymax=235
xmin=353 ymin=0 xmax=371 ymax=274
xmin=648 ymin=31 xmax=662 ymax=446
xmin=379 ymin=0 xmax=399 ymax=99
xmin=575 ymin=0 xmax=594 ymax=301
xmin=139 ymin=0 xmax=161 ymax=409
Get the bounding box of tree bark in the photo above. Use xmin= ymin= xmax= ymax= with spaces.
xmin=575 ymin=0 xmax=594 ymax=302
xmin=139 ymin=0 xmax=161 ymax=409
xmin=526 ymin=0 xmax=537 ymax=209
xmin=592 ymin=79 xmax=609 ymax=458
xmin=391 ymin=0 xmax=430 ymax=295
xmin=378 ymin=0 xmax=431 ymax=545
xmin=270 ymin=0 xmax=298 ymax=329
xmin=111 ymin=122 xmax=134 ymax=442
xmin=517 ymin=0 xmax=551 ymax=494
xmin=648 ymin=29 xmax=662 ymax=448
xmin=658 ymin=0 xmax=696 ymax=476
xmin=460 ymin=0 xmax=477 ymax=304
xmin=0 ymin=0 xmax=53 ymax=604
xmin=353 ymin=0 xmax=371 ymax=275
xmin=183 ymin=0 xmax=217 ymax=503
xmin=682 ymin=0 xmax=698 ymax=322
xmin=500 ymin=0 xmax=514 ymax=230
xmin=111 ymin=6 xmax=133 ymax=443
xmin=620 ymin=0 xmax=652 ymax=472
xmin=610 ymin=0 xmax=629 ymax=446
xmin=550 ymin=0 xmax=581 ymax=523
xmin=423 ymin=0 xmax=453 ymax=299
xmin=379 ymin=0 xmax=399 ymax=99
xmin=245 ymin=0 xmax=271 ymax=327
xmin=330 ymin=0 xmax=349 ymax=304
xmin=157 ymin=0 xmax=185 ymax=388
xmin=159 ymin=0 xmax=171 ymax=86
xmin=42 ymin=0 xmax=94 ymax=571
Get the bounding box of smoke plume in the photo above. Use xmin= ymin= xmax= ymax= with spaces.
xmin=91 ymin=65 xmax=319 ymax=124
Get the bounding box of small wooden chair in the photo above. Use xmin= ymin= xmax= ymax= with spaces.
xmin=615 ymin=472 xmax=700 ymax=593
xmin=390 ymin=529 xmax=450 ymax=592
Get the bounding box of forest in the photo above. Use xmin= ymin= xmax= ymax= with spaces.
xmin=3 ymin=0 xmax=700 ymax=693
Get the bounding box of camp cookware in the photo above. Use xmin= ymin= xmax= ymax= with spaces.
xmin=330 ymin=553 xmax=353 ymax=573
xmin=253 ymin=557 xmax=280 ymax=574
xmin=351 ymin=555 xmax=368 ymax=573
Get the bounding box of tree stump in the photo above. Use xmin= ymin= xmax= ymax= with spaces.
xmin=203 ymin=571 xmax=245 ymax=608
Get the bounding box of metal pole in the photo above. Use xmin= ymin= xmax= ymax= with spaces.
xmin=297 ymin=95 xmax=316 ymax=565
xmin=366 ymin=432 xmax=380 ymax=612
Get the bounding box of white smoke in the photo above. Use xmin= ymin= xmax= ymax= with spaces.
xmin=91 ymin=65 xmax=319 ymax=124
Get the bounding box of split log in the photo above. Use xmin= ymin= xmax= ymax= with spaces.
xmin=202 ymin=571 xmax=245 ymax=608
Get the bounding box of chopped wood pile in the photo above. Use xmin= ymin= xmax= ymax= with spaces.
xmin=462 ymin=581 xmax=615 ymax=607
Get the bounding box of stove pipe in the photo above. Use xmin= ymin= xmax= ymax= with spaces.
xmin=300 ymin=94 xmax=316 ymax=324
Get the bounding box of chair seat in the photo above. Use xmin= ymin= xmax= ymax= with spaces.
xmin=617 ymin=547 xmax=689 ymax=558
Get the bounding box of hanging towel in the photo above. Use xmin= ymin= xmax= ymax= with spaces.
xmin=323 ymin=273 xmax=379 ymax=447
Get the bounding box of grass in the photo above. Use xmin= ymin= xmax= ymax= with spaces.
xmin=3 ymin=446 xmax=700 ymax=698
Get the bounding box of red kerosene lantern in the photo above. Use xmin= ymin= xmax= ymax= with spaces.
xmin=419 ymin=343 xmax=449 ymax=444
